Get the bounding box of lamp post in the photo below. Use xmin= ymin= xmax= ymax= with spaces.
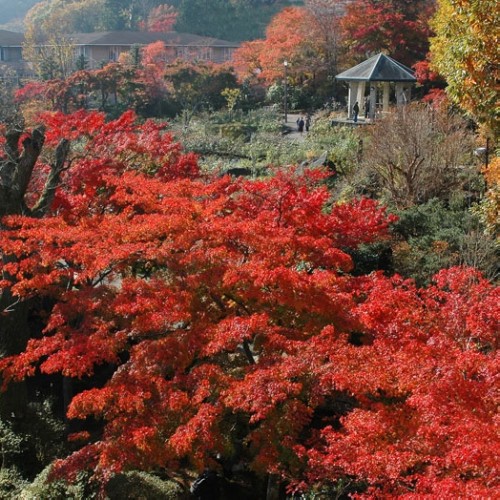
xmin=283 ymin=60 xmax=288 ymax=124
xmin=474 ymin=138 xmax=490 ymax=169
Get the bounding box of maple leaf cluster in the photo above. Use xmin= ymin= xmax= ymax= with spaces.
xmin=0 ymin=111 xmax=498 ymax=496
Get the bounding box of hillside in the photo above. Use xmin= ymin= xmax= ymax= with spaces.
xmin=0 ymin=0 xmax=302 ymax=40
xmin=0 ymin=0 xmax=38 ymax=29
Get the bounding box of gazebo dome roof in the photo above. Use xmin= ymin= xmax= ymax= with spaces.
xmin=336 ymin=53 xmax=416 ymax=82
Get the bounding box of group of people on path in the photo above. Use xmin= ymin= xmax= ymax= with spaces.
xmin=296 ymin=115 xmax=311 ymax=133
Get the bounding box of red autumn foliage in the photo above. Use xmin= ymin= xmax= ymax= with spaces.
xmin=0 ymin=114 xmax=498 ymax=496
xmin=341 ymin=0 xmax=435 ymax=67
xmin=413 ymin=56 xmax=448 ymax=104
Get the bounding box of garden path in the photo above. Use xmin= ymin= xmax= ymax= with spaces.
xmin=284 ymin=113 xmax=309 ymax=141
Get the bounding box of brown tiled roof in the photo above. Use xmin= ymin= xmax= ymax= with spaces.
xmin=68 ymin=31 xmax=239 ymax=48
xmin=0 ymin=29 xmax=24 ymax=46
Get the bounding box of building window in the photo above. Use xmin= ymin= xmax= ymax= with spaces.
xmin=202 ymin=47 xmax=212 ymax=60
xmin=176 ymin=46 xmax=188 ymax=59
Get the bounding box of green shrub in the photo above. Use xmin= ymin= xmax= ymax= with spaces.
xmin=105 ymin=471 xmax=184 ymax=499
xmin=0 ymin=467 xmax=28 ymax=499
xmin=18 ymin=466 xmax=96 ymax=500
xmin=0 ymin=418 xmax=24 ymax=469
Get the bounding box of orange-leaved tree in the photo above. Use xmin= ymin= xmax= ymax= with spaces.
xmin=234 ymin=3 xmax=343 ymax=86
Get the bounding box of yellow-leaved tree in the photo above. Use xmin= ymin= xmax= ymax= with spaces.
xmin=430 ymin=0 xmax=499 ymax=137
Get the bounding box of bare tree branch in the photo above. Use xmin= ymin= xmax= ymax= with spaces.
xmin=11 ymin=126 xmax=46 ymax=202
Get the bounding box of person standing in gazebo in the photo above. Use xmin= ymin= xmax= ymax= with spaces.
xmin=352 ymin=101 xmax=359 ymax=122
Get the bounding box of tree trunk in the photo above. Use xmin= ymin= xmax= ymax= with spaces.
xmin=266 ymin=474 xmax=281 ymax=500
xmin=0 ymin=289 xmax=30 ymax=420
xmin=0 ymin=125 xmax=69 ymax=421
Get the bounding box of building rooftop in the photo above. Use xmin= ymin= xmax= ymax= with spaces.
xmin=0 ymin=30 xmax=239 ymax=48
xmin=0 ymin=29 xmax=24 ymax=46
xmin=68 ymin=31 xmax=239 ymax=48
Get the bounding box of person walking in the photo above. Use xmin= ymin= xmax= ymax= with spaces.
xmin=352 ymin=101 xmax=359 ymax=123
xmin=298 ymin=117 xmax=305 ymax=132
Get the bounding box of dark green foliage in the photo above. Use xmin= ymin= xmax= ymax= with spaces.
xmin=74 ymin=54 xmax=88 ymax=71
xmin=349 ymin=242 xmax=394 ymax=276
xmin=165 ymin=63 xmax=239 ymax=125
xmin=0 ymin=397 xmax=68 ymax=497
xmin=130 ymin=44 xmax=141 ymax=67
xmin=0 ymin=419 xmax=24 ymax=470
xmin=4 ymin=398 xmax=66 ymax=480
xmin=391 ymin=198 xmax=498 ymax=285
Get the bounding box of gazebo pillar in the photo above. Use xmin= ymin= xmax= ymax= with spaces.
xmin=404 ymin=85 xmax=411 ymax=102
xmin=382 ymin=82 xmax=390 ymax=113
xmin=395 ymin=83 xmax=405 ymax=105
xmin=369 ymin=84 xmax=377 ymax=119
xmin=347 ymin=81 xmax=359 ymax=119
xmin=357 ymin=81 xmax=366 ymax=109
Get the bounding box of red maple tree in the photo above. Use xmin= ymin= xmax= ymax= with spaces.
xmin=0 ymin=112 xmax=498 ymax=497
xmin=341 ymin=0 xmax=435 ymax=67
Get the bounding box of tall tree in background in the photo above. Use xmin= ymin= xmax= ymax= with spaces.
xmin=305 ymin=0 xmax=344 ymax=71
xmin=341 ymin=0 xmax=435 ymax=67
xmin=139 ymin=4 xmax=178 ymax=32
xmin=235 ymin=7 xmax=310 ymax=84
xmin=24 ymin=0 xmax=108 ymax=33
xmin=430 ymin=0 xmax=499 ymax=137
xmin=22 ymin=0 xmax=168 ymax=33
xmin=164 ymin=60 xmax=239 ymax=126
xmin=23 ymin=32 xmax=75 ymax=80
xmin=234 ymin=4 xmax=343 ymax=86
xmin=23 ymin=0 xmax=108 ymax=78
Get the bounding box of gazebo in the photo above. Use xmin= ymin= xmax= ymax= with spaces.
xmin=335 ymin=53 xmax=416 ymax=120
